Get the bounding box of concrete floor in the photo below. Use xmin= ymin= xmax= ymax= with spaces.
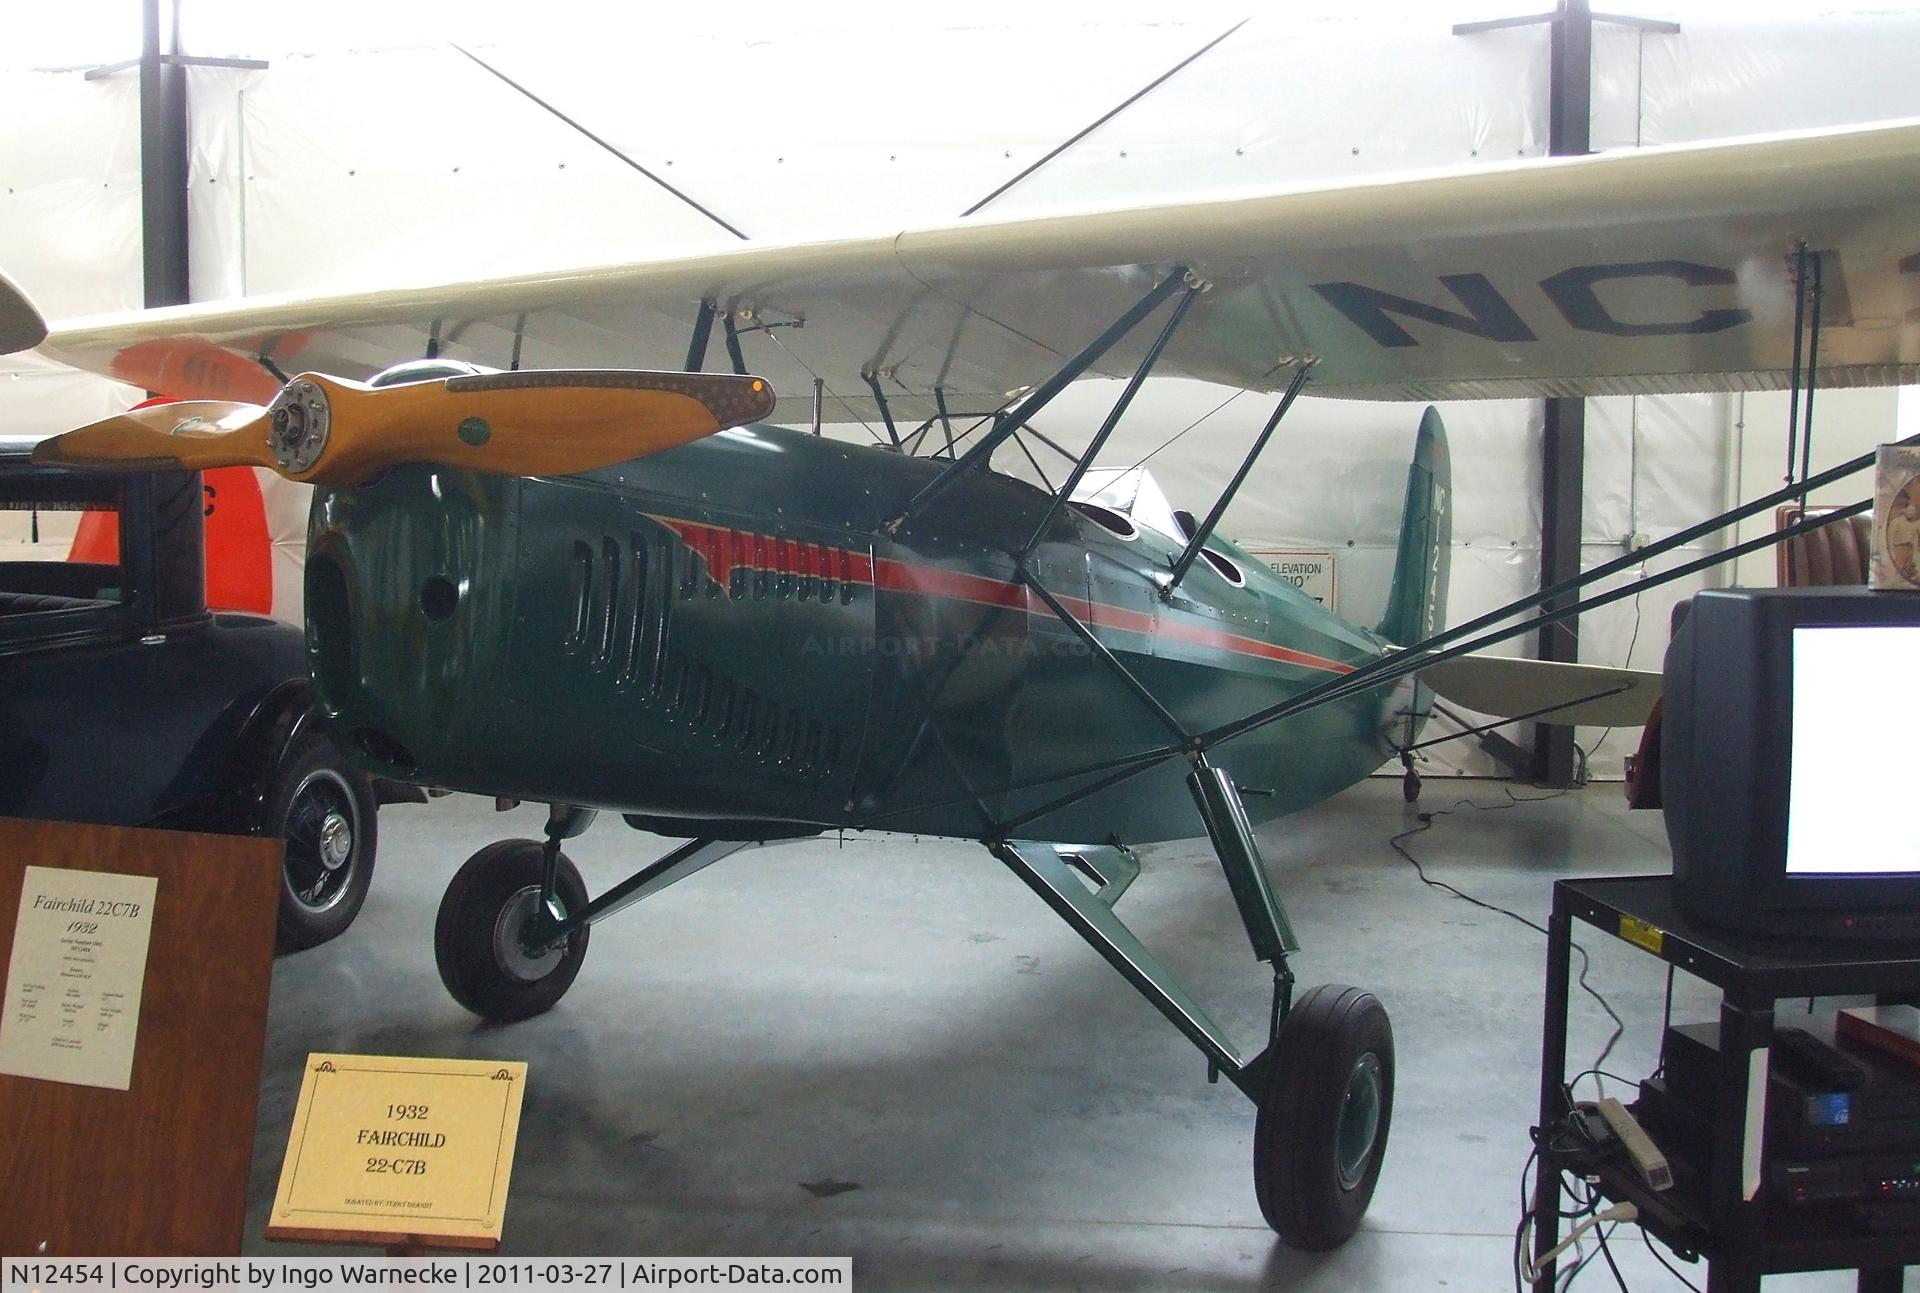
xmin=245 ymin=780 xmax=1889 ymax=1290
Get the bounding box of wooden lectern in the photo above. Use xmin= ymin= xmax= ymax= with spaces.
xmin=0 ymin=816 xmax=281 ymax=1255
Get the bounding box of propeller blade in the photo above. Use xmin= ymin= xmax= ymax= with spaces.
xmin=32 ymin=369 xmax=776 ymax=485
xmin=303 ymin=369 xmax=775 ymax=484
xmin=31 ymin=400 xmax=274 ymax=472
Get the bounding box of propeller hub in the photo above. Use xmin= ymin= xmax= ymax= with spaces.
xmin=267 ymin=378 xmax=331 ymax=474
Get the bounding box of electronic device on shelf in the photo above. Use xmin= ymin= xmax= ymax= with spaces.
xmin=1635 ymin=1012 xmax=1920 ymax=1219
xmin=1663 ymin=586 xmax=1920 ymax=942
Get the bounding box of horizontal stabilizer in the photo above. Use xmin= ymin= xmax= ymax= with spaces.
xmin=1419 ymin=655 xmax=1661 ymax=728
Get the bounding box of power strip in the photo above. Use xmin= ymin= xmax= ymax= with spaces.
xmin=1597 ymin=1096 xmax=1673 ymax=1191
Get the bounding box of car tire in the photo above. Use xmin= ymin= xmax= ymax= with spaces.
xmin=269 ymin=727 xmax=378 ymax=951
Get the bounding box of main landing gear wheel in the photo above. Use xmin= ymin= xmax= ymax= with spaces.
xmin=1254 ymin=984 xmax=1395 ymax=1251
xmin=434 ymin=839 xmax=590 ymax=1022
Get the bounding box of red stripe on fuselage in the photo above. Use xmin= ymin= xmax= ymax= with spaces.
xmin=647 ymin=514 xmax=1357 ymax=676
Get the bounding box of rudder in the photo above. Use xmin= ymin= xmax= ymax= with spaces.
xmin=1374 ymin=406 xmax=1451 ymax=646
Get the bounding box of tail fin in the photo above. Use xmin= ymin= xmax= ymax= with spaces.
xmin=1374 ymin=406 xmax=1451 ymax=646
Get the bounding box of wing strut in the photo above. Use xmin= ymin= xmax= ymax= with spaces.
xmin=880 ymin=268 xmax=1191 ymax=537
xmin=862 ymin=371 xmax=903 ymax=450
xmin=933 ymin=387 xmax=957 ymax=459
xmin=721 ymin=311 xmax=749 ymax=377
xmin=1165 ymin=360 xmax=1313 ymax=597
xmin=1783 ymin=241 xmax=1827 ymax=509
xmin=988 ymin=759 xmax=1298 ymax=1102
xmin=684 ymin=299 xmax=715 ymax=373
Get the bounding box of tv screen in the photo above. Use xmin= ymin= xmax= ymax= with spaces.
xmin=1786 ymin=624 xmax=1920 ymax=877
xmin=1666 ymin=586 xmax=1920 ymax=942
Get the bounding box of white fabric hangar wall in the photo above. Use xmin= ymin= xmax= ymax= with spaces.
xmin=2 ymin=3 xmax=1917 ymax=779
xmin=0 ymin=64 xmax=143 ymax=438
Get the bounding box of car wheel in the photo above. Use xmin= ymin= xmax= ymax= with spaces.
xmin=269 ymin=727 xmax=378 ymax=951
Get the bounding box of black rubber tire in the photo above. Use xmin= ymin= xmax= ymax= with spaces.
xmin=1254 ymin=984 xmax=1395 ymax=1251
xmin=434 ymin=839 xmax=591 ymax=1022
xmin=270 ymin=727 xmax=378 ymax=952
xmin=1402 ymin=768 xmax=1422 ymax=803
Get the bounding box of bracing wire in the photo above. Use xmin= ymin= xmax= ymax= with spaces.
xmin=761 ymin=328 xmax=887 ymax=446
xmin=1128 ymin=386 xmax=1249 ymax=470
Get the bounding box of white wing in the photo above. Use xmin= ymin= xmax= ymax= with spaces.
xmin=17 ymin=118 xmax=1920 ymax=421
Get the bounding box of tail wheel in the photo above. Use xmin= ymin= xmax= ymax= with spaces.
xmin=434 ymin=839 xmax=590 ymax=1022
xmin=1254 ymin=984 xmax=1395 ymax=1250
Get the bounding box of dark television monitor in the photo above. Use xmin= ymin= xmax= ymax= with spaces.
xmin=1664 ymin=586 xmax=1920 ymax=943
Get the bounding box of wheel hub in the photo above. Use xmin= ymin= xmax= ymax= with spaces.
xmin=285 ymin=768 xmax=357 ymax=913
xmin=492 ymin=887 xmax=564 ymax=983
xmin=1336 ymin=1052 xmax=1383 ymax=1190
xmin=318 ymin=811 xmax=353 ymax=871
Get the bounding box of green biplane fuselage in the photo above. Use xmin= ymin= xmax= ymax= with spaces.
xmin=306 ymin=413 xmax=1446 ymax=846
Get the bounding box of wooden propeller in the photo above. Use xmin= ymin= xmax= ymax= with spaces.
xmin=32 ymin=369 xmax=776 ymax=485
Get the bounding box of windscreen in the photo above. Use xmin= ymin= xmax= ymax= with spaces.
xmin=1786 ymin=624 xmax=1920 ymax=875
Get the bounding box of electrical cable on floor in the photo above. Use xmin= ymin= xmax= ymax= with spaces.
xmin=1407 ymin=789 xmax=1697 ymax=1291
xmin=1515 ymin=1147 xmax=1615 ymax=1292
xmin=1411 ymin=786 xmax=1642 ymax=1293
xmin=1594 ymin=1218 xmax=1632 ymax=1293
xmin=1566 ymin=1067 xmax=1640 ymax=1093
xmin=1518 ymin=1146 xmax=1646 ymax=1292
xmin=1559 ymin=1222 xmax=1615 ymax=1292
xmin=1389 ymin=791 xmax=1625 ymax=1080
xmin=1522 ymin=1203 xmax=1639 ymax=1286
xmin=1516 ymin=1147 xmax=1563 ymax=1293
xmin=1640 ymin=1225 xmax=1703 ymax=1292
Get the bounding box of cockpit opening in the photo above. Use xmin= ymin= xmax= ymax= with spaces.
xmin=1068 ymin=466 xmax=1184 ymax=543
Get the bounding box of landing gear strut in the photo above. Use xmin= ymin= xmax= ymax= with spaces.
xmin=432 ymin=786 xmax=1394 ymax=1249
xmin=991 ymin=760 xmax=1392 ymax=1248
xmin=434 ymin=837 xmax=591 ymax=1022
xmin=432 ymin=804 xmax=747 ymax=1022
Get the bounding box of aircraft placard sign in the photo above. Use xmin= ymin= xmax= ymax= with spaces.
xmin=1247 ymin=549 xmax=1338 ymax=610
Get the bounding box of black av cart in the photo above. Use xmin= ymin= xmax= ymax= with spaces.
xmin=1533 ymin=875 xmax=1920 ymax=1293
